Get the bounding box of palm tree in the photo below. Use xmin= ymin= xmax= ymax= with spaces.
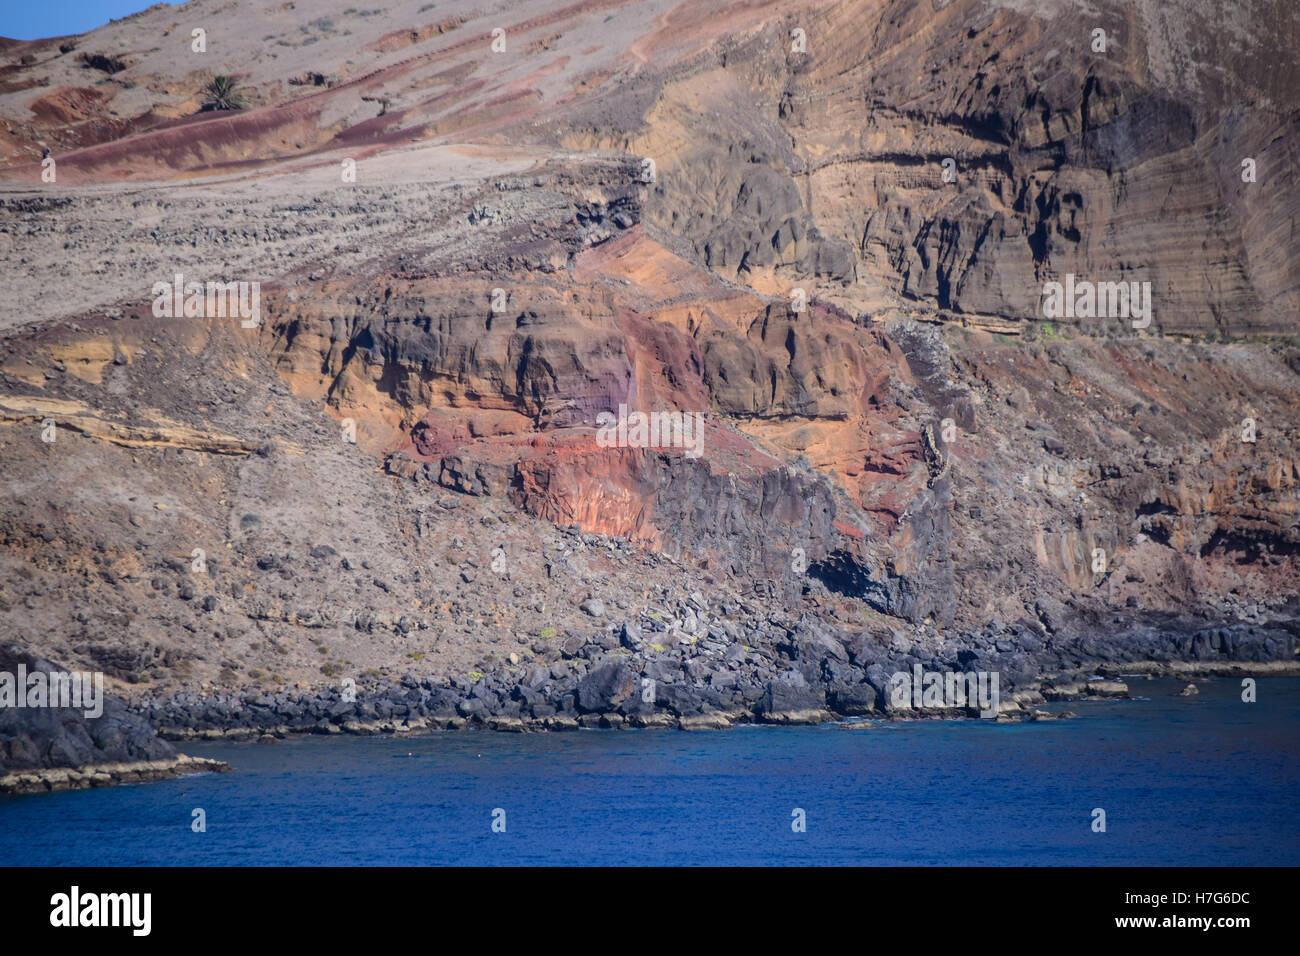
xmin=202 ymin=75 xmax=246 ymax=111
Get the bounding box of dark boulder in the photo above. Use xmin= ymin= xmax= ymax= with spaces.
xmin=828 ymin=683 xmax=878 ymax=716
xmin=754 ymin=671 xmax=825 ymax=718
xmin=575 ymin=662 xmax=637 ymax=713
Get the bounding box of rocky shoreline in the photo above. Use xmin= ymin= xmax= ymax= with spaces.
xmin=6 ymin=615 xmax=1295 ymax=796
xmin=126 ymin=618 xmax=1298 ymax=739
xmin=0 ymin=755 xmax=230 ymax=795
xmin=139 ymin=665 xmax=1295 ymax=741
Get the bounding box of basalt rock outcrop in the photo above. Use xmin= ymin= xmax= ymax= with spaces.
xmin=0 ymin=643 xmax=182 ymax=775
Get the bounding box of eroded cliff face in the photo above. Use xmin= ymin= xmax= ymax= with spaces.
xmin=0 ymin=0 xmax=1297 ymax=737
xmin=545 ymin=0 xmax=1300 ymax=334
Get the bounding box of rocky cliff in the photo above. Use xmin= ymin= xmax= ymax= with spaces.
xmin=0 ymin=0 xmax=1296 ymax=756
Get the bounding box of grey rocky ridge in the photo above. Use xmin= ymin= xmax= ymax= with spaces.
xmin=0 ymin=0 xmax=1297 ymax=789
xmin=0 ymin=643 xmax=228 ymax=792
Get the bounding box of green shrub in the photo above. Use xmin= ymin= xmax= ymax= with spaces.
xmin=202 ymin=75 xmax=246 ymax=111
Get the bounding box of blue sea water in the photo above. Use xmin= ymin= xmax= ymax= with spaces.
xmin=2 ymin=676 xmax=1296 ymax=866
